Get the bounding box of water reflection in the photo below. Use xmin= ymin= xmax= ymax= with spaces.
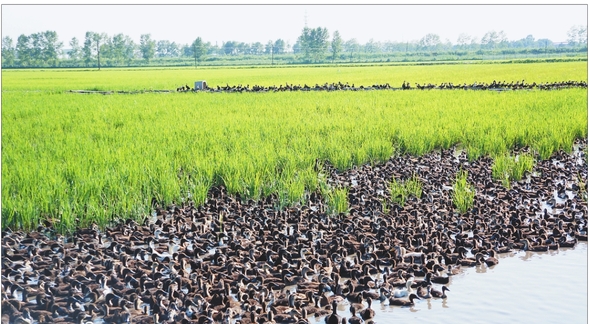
xmin=312 ymin=243 xmax=586 ymax=324
xmin=475 ymin=264 xmax=487 ymax=273
xmin=441 ymin=299 xmax=448 ymax=309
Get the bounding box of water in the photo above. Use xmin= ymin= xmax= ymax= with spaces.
xmin=308 ymin=243 xmax=587 ymax=324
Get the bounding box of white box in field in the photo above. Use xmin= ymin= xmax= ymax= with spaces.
xmin=194 ymin=81 xmax=207 ymax=90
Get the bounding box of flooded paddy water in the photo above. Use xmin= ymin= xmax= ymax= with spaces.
xmin=308 ymin=243 xmax=587 ymax=324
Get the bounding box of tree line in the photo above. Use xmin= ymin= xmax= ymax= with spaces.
xmin=2 ymin=25 xmax=587 ymax=68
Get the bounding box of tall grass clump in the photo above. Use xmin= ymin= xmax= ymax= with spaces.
xmin=492 ymin=153 xmax=535 ymax=188
xmin=452 ymin=170 xmax=475 ymax=214
xmin=389 ymin=174 xmax=422 ymax=206
xmin=326 ymin=187 xmax=349 ymax=216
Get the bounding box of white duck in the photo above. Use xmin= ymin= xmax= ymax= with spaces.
xmin=392 ymin=277 xmax=414 ymax=298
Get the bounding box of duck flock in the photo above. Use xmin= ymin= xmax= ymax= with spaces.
xmin=2 ymin=139 xmax=587 ymax=324
xmin=175 ymin=80 xmax=588 ymax=93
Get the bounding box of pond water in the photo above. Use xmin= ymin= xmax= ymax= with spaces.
xmin=309 ymin=243 xmax=587 ymax=324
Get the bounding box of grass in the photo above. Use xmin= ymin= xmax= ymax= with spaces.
xmin=578 ymin=174 xmax=588 ymax=203
xmin=1 ymin=62 xmax=587 ymax=232
xmin=453 ymin=170 xmax=476 ymax=214
xmin=326 ymin=187 xmax=350 ymax=216
xmin=389 ymin=174 xmax=423 ymax=207
xmin=491 ymin=153 xmax=535 ymax=188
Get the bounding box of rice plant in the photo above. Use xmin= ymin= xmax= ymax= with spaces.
xmin=492 ymin=153 xmax=535 ymax=188
xmin=452 ymin=170 xmax=475 ymax=214
xmin=326 ymin=187 xmax=349 ymax=216
xmin=389 ymin=174 xmax=422 ymax=206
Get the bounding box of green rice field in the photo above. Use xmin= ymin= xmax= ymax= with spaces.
xmin=2 ymin=62 xmax=587 ymax=232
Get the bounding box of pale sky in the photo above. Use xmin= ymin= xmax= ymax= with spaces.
xmin=1 ymin=3 xmax=587 ymax=48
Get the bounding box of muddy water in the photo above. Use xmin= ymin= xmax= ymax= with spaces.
xmin=309 ymin=243 xmax=587 ymax=324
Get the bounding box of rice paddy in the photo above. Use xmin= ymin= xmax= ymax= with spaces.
xmin=1 ymin=61 xmax=587 ymax=232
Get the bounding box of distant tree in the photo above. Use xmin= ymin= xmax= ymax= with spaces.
xmin=419 ymin=33 xmax=441 ymax=51
xmin=537 ymin=38 xmax=553 ymax=53
xmin=364 ymin=38 xmax=380 ymax=53
xmin=100 ymin=34 xmax=115 ymax=66
xmin=578 ymin=26 xmax=588 ymax=45
xmin=182 ymin=44 xmax=193 ymax=57
xmin=39 ymin=31 xmax=62 ymax=66
xmin=222 ymin=41 xmax=238 ymax=55
xmin=139 ymin=34 xmax=156 ymax=64
xmin=83 ymin=31 xmax=105 ymax=68
xmin=292 ymin=40 xmax=302 ymax=54
xmin=234 ymin=42 xmax=245 ymax=54
xmin=68 ymin=37 xmax=81 ymax=63
xmin=456 ymin=33 xmax=471 ymax=49
xmin=522 ymin=34 xmax=535 ymax=47
xmin=110 ymin=33 xmax=127 ymax=65
xmin=470 ymin=36 xmax=480 ymax=49
xmin=206 ymin=42 xmax=219 ymax=56
xmin=191 ymin=37 xmax=207 ymax=66
xmin=481 ymin=30 xmax=502 ymax=49
xmin=93 ymin=32 xmax=105 ymax=69
xmin=344 ymin=38 xmax=360 ymax=61
xmin=29 ymin=33 xmax=43 ymax=66
xmin=330 ymin=30 xmax=342 ymax=63
xmin=265 ymin=40 xmax=274 ymax=54
xmin=297 ymin=27 xmax=312 ymax=60
xmin=156 ymin=40 xmax=171 ymax=58
xmin=273 ymin=39 xmax=286 ymax=54
xmin=168 ymin=42 xmax=180 ymax=57
xmin=252 ymin=42 xmax=264 ymax=55
xmin=497 ymin=31 xmax=508 ymax=49
xmin=155 ymin=40 xmax=179 ymax=58
xmin=297 ymin=26 xmax=329 ymax=62
xmin=568 ymin=25 xmax=588 ymax=46
xmin=16 ymin=34 xmax=31 ymax=67
xmin=2 ymin=36 xmax=16 ymax=67
xmin=124 ymin=36 xmax=136 ymax=66
xmin=82 ymin=32 xmax=94 ymax=67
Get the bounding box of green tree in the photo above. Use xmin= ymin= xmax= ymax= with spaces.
xmin=93 ymin=32 xmax=104 ymax=69
xmin=481 ymin=30 xmax=499 ymax=50
xmin=82 ymin=31 xmax=104 ymax=69
xmin=419 ymin=33 xmax=441 ymax=51
xmin=2 ymin=36 xmax=16 ymax=67
xmin=123 ymin=35 xmax=136 ymax=66
xmin=139 ymin=34 xmax=156 ymax=64
xmin=156 ymin=40 xmax=180 ymax=58
xmin=82 ymin=32 xmax=94 ymax=67
xmin=156 ymin=40 xmax=171 ymax=57
xmin=298 ymin=26 xmax=329 ymax=63
xmin=110 ymin=33 xmax=126 ymax=65
xmin=100 ymin=34 xmax=115 ymax=66
xmin=16 ymin=34 xmax=31 ymax=67
xmin=29 ymin=33 xmax=42 ymax=66
xmin=265 ymin=40 xmax=274 ymax=54
xmin=191 ymin=37 xmax=207 ymax=67
xmin=274 ymin=39 xmax=286 ymax=54
xmin=330 ymin=30 xmax=342 ymax=63
xmin=41 ymin=31 xmax=62 ymax=67
xmin=222 ymin=41 xmax=237 ymax=55
xmin=252 ymin=42 xmax=264 ymax=55
xmin=344 ymin=38 xmax=360 ymax=62
xmin=365 ymin=38 xmax=380 ymax=53
xmin=568 ymin=25 xmax=588 ymax=47
xmin=456 ymin=33 xmax=471 ymax=50
xmin=68 ymin=37 xmax=81 ymax=63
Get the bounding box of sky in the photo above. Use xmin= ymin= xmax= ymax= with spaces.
xmin=1 ymin=3 xmax=587 ymax=48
